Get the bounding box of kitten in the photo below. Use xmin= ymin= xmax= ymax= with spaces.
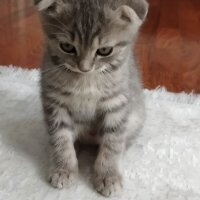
xmin=35 ymin=0 xmax=148 ymax=197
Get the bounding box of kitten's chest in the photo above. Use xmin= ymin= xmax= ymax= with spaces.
xmin=63 ymin=76 xmax=104 ymax=120
xmin=68 ymin=93 xmax=99 ymax=121
xmin=56 ymin=73 xmax=112 ymax=120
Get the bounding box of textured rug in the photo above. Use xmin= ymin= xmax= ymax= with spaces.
xmin=0 ymin=66 xmax=200 ymax=200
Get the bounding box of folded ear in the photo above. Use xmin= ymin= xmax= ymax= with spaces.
xmin=114 ymin=0 xmax=148 ymax=27
xmin=114 ymin=5 xmax=143 ymax=28
xmin=34 ymin=0 xmax=56 ymax=11
xmin=131 ymin=0 xmax=149 ymax=21
xmin=115 ymin=5 xmax=139 ymax=23
xmin=34 ymin=0 xmax=67 ymax=16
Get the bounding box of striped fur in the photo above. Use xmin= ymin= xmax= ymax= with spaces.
xmin=37 ymin=0 xmax=148 ymax=197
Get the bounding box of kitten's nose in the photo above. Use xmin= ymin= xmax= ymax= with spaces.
xmin=79 ymin=67 xmax=91 ymax=72
xmin=79 ymin=61 xmax=93 ymax=73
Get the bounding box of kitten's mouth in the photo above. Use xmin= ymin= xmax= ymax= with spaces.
xmin=64 ymin=65 xmax=94 ymax=74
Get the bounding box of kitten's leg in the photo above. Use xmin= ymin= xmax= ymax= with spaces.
xmin=94 ymin=99 xmax=128 ymax=197
xmin=44 ymin=105 xmax=78 ymax=189
xmin=125 ymin=103 xmax=146 ymax=149
xmin=94 ymin=134 xmax=124 ymax=197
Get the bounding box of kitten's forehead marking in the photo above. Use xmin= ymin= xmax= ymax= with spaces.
xmin=71 ymin=1 xmax=105 ymax=46
xmin=74 ymin=22 xmax=102 ymax=47
xmin=72 ymin=21 xmax=102 ymax=50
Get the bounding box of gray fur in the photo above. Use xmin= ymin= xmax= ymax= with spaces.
xmin=37 ymin=0 xmax=148 ymax=197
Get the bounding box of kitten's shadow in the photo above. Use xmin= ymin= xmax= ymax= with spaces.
xmin=0 ymin=117 xmax=97 ymax=189
xmin=76 ymin=143 xmax=98 ymax=189
xmin=0 ymin=118 xmax=49 ymax=182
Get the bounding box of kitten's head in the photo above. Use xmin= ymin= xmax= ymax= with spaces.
xmin=35 ymin=0 xmax=148 ymax=74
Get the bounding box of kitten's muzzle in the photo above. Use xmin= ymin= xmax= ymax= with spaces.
xmin=78 ymin=61 xmax=94 ymax=73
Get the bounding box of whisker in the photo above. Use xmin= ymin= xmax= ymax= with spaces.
xmin=41 ymin=65 xmax=65 ymax=73
xmin=42 ymin=23 xmax=68 ymax=33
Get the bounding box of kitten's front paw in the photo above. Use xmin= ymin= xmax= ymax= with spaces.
xmin=49 ymin=168 xmax=78 ymax=189
xmin=94 ymin=171 xmax=123 ymax=197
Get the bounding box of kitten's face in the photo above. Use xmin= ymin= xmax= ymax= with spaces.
xmin=37 ymin=0 xmax=147 ymax=74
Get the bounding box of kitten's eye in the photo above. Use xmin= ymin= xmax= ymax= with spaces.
xmin=96 ymin=47 xmax=113 ymax=57
xmin=59 ymin=43 xmax=76 ymax=54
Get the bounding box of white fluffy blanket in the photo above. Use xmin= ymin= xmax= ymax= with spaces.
xmin=0 ymin=66 xmax=200 ymax=200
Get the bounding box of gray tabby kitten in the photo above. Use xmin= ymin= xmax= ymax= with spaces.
xmin=35 ymin=0 xmax=148 ymax=197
